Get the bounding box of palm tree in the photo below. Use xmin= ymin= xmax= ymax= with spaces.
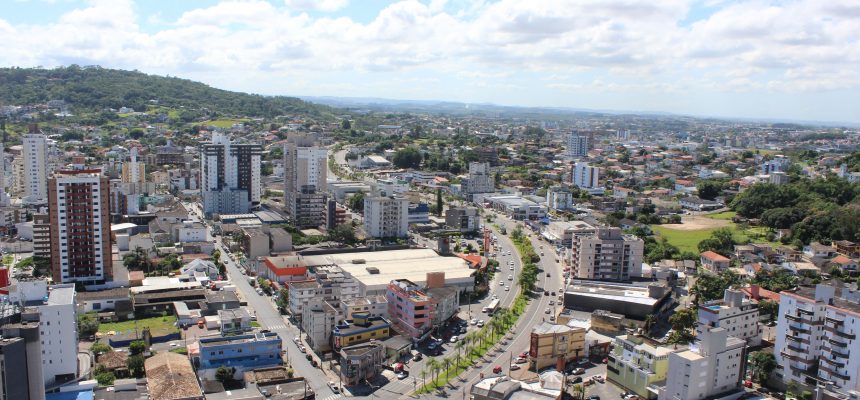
xmin=442 ymin=356 xmax=452 ymax=379
xmin=644 ymin=314 xmax=656 ymax=333
xmin=571 ymin=383 xmax=585 ymax=400
xmin=454 ymin=340 xmax=465 ymax=369
xmin=427 ymin=358 xmax=440 ymax=382
xmin=420 ymin=369 xmax=427 ymax=388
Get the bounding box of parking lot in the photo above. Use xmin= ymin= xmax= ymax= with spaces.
xmin=569 ymin=362 xmax=625 ymax=400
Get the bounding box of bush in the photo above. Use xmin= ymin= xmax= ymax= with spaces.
xmin=95 ymin=371 xmax=116 ymax=386
xmin=91 ymin=342 xmax=112 ymax=355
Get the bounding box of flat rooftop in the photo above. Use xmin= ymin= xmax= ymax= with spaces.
xmin=565 ymin=282 xmax=661 ymax=306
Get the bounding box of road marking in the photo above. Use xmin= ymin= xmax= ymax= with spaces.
xmin=318 ymin=395 xmax=344 ymax=400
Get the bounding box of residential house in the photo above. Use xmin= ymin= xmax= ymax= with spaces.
xmin=700 ymin=251 xmax=731 ymax=273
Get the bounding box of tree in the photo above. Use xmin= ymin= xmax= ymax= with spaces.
xmin=123 ymin=247 xmax=154 ymax=272
xmin=669 ymin=308 xmax=697 ymax=332
xmin=216 ymin=366 xmax=234 ymax=383
xmin=442 ymin=356 xmax=452 ymax=379
xmin=127 ymin=355 xmax=145 ymax=378
xmin=392 ymin=147 xmax=422 ymax=169
xmin=95 ymin=371 xmax=116 ymax=386
xmin=436 ymin=189 xmax=443 ymax=217
xmin=427 ymin=358 xmax=440 ymax=382
xmin=347 ymin=191 xmax=366 ymax=212
xmin=91 ymin=342 xmax=112 ymax=355
xmin=328 ymin=223 xmax=357 ymax=245
xmin=341 ymin=118 xmax=351 ymax=130
xmin=748 ymin=351 xmax=777 ymax=383
xmin=691 ymin=270 xmax=745 ymax=304
xmin=78 ymin=313 xmax=100 ymax=337
xmin=570 ymin=383 xmax=585 ymax=400
xmin=129 ymin=340 xmax=146 ymax=355
xmin=757 ymin=300 xmax=779 ymax=323
xmin=696 ymin=180 xmax=725 ymax=200
xmin=158 ymin=253 xmax=182 ymax=276
xmin=697 ymin=228 xmax=737 ymax=256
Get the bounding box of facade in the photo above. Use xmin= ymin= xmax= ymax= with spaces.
xmin=341 ymin=295 xmax=389 ymax=320
xmin=23 ymin=133 xmax=48 ymax=203
xmin=572 ymin=162 xmax=600 ymax=189
xmin=463 ymin=162 xmax=494 ymax=195
xmin=485 ymin=195 xmax=548 ymax=221
xmin=700 ymin=251 xmax=731 ymax=273
xmin=567 ymin=134 xmax=589 ymax=158
xmin=659 ymin=327 xmax=745 ymax=400
xmin=445 ymin=207 xmax=480 ymax=232
xmin=242 ymin=227 xmax=270 ymax=259
xmin=288 ymin=281 xmax=320 ymax=318
xmin=364 ymin=195 xmax=409 ymax=238
xmin=332 ymin=314 xmax=391 ymax=350
xmin=386 ymin=279 xmax=435 ymax=340
xmin=121 ymin=146 xmax=144 ymax=184
xmin=196 ymin=332 xmax=282 ymax=378
xmin=339 ymin=341 xmax=385 ymax=386
xmin=0 ymin=337 xmax=39 ymax=400
xmin=407 ymin=203 xmax=430 ymax=224
xmin=774 ymin=284 xmax=860 ymax=395
xmin=32 ymin=213 xmax=51 ymax=259
xmin=301 ymin=298 xmax=338 ymax=353
xmin=200 ymin=132 xmax=262 ymax=216
xmin=546 ymin=187 xmax=574 ymax=211
xmin=48 ymin=169 xmax=113 ymax=284
xmin=607 ymin=334 xmax=683 ymax=400
xmin=528 ymin=322 xmax=586 ymax=371
xmin=426 ymin=286 xmax=459 ymax=329
xmin=571 ymin=227 xmax=644 ymax=281
xmin=284 ymin=134 xmax=328 ymax=228
xmin=218 ymin=308 xmax=252 ymax=334
xmin=697 ymin=289 xmax=761 ymax=346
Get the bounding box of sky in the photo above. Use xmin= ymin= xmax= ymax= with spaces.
xmin=1 ymin=0 xmax=859 ymax=124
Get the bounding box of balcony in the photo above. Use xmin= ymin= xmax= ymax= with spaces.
xmin=786 ymin=344 xmax=806 ymax=353
xmin=788 ymin=324 xmax=812 ymax=335
xmin=824 ymin=326 xmax=857 ymax=339
xmin=827 ymin=338 xmax=848 ymax=348
xmin=820 ymin=357 xmax=845 ymax=369
xmin=786 ymin=314 xmax=821 ymax=325
xmin=781 ymin=351 xmax=813 ymax=364
xmin=819 ymin=365 xmax=850 ymax=381
xmin=825 ymin=315 xmax=844 ymax=325
xmin=825 ymin=346 xmax=850 ymax=359
xmin=787 ymin=335 xmax=810 ymax=344
xmin=797 ymin=306 xmax=815 ymax=316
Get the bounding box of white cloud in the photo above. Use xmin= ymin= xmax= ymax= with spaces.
xmin=284 ymin=0 xmax=349 ymax=12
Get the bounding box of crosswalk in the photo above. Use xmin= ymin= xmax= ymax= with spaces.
xmin=317 ymin=394 xmax=344 ymax=400
xmin=264 ymin=322 xmax=288 ymax=330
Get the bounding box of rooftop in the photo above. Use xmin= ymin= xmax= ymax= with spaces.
xmin=199 ymin=331 xmax=281 ymax=348
xmin=700 ymin=251 xmax=730 ymax=262
xmin=47 ymin=285 xmax=75 ymax=305
xmin=334 ymin=316 xmax=390 ymax=336
xmin=144 ymin=352 xmax=202 ymax=400
xmin=532 ymin=321 xmax=583 ymax=335
xmin=565 ymin=281 xmax=666 ymax=306
xmin=77 ymin=288 xmax=130 ymax=301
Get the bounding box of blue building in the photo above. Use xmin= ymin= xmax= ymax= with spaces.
xmin=408 ymin=203 xmax=430 ymax=224
xmin=196 ymin=332 xmax=282 ymax=378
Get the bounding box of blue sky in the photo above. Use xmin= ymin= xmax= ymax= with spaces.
xmin=1 ymin=0 xmax=859 ymax=123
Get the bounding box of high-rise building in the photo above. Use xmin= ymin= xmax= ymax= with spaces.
xmin=567 ymin=134 xmax=589 ymax=158
xmin=572 ymin=162 xmax=600 ymax=189
xmin=463 ymin=162 xmax=494 ymax=195
xmin=697 ymin=289 xmax=761 ymax=346
xmin=121 ymin=146 xmax=144 ymax=184
xmin=386 ymin=279 xmax=434 ymax=340
xmin=23 ymin=132 xmax=48 ymax=204
xmin=283 ymin=135 xmax=328 ymax=228
xmin=571 ymin=227 xmax=644 ymax=281
xmin=32 ymin=213 xmax=51 ymax=259
xmin=0 ymin=144 xmax=9 ymax=207
xmin=364 ymin=195 xmax=409 ymax=238
xmin=200 ymin=132 xmax=262 ymax=216
xmin=1 ymin=314 xmax=45 ymax=400
xmin=659 ymin=326 xmax=745 ymax=400
xmin=48 ymin=169 xmax=113 ymax=284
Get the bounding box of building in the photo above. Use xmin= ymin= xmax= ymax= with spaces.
xmin=218 ymin=308 xmax=252 ymax=334
xmin=700 ymin=251 xmax=731 ymax=273
xmin=697 ymin=289 xmax=761 ymax=346
xmin=541 ymin=220 xmax=595 ymax=248
xmin=571 ymin=227 xmax=644 ymax=281
xmin=363 ymin=195 xmax=409 ymax=238
xmin=607 ymin=334 xmax=684 ymax=400
xmin=301 ymin=298 xmax=338 ymax=353
xmin=196 ymin=332 xmax=282 ymax=379
xmin=485 ymin=195 xmax=548 ymax=221
xmin=48 ymin=169 xmax=113 ymax=284
xmin=32 ymin=213 xmax=51 ymax=259
xmin=284 ymin=134 xmax=328 ymax=228
xmin=659 ymin=327 xmax=745 ymax=400
xmin=386 ymin=279 xmax=434 ymax=340
xmin=332 ymin=313 xmax=391 ymax=350
xmin=341 ymin=295 xmax=389 ymax=320
xmin=529 ymin=322 xmax=586 ymax=371
xmin=563 ymin=280 xmax=673 ymax=320
xmin=288 ymin=281 xmax=319 ymax=318
xmin=679 ymin=197 xmax=722 ymax=211
xmin=257 ymin=256 xmax=307 ymax=284
xmin=546 ymin=187 xmax=574 ymax=211
xmin=567 ymin=134 xmax=589 ymax=158
xmin=0 ymin=315 xmax=45 ymax=400
xmin=774 ymin=283 xmax=860 ymax=395
xmin=339 ymin=341 xmax=385 ymax=386
xmin=572 ymin=162 xmax=600 ymax=189
xmin=145 ymin=352 xmax=204 ymax=400
xmin=23 ymin=132 xmax=48 ymax=204
xmin=407 ymin=202 xmax=430 ymax=224
xmin=463 ymin=162 xmax=494 ymax=195
xmin=242 ymin=227 xmax=270 ymax=259
xmin=0 ymin=336 xmax=43 ymax=400
xmin=445 ymin=207 xmax=480 ymax=232
xmin=121 ymin=146 xmax=144 ymax=184
xmin=761 ymin=156 xmax=790 ymax=175
xmin=200 ymin=132 xmax=262 ymax=216
xmin=426 ymin=286 xmax=459 ymax=329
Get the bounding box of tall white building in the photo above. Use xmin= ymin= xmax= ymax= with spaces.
xmin=567 ymin=134 xmax=589 ymax=158
xmin=697 ymin=289 xmax=761 ymax=346
xmin=0 ymin=144 xmax=10 ymax=206
xmin=364 ymin=195 xmax=409 ymax=238
xmin=659 ymin=326 xmax=745 ymax=400
xmin=200 ymin=132 xmax=262 ymax=216
xmin=774 ymin=284 xmax=860 ymax=395
xmin=463 ymin=162 xmax=494 ymax=195
xmin=121 ymin=146 xmax=143 ymax=184
xmin=23 ymin=133 xmax=49 ymax=203
xmin=284 ymin=135 xmax=328 ymax=228
xmin=571 ymin=227 xmax=644 ymax=281
xmin=572 ymin=162 xmax=600 ymax=189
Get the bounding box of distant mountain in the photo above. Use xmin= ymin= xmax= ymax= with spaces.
xmin=0 ymin=66 xmax=335 ymax=119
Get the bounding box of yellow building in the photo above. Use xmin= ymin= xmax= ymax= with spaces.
xmin=332 ymin=313 xmax=391 ymax=349
xmin=529 ymin=322 xmax=585 ymax=371
xmin=606 ymin=334 xmax=684 ymax=400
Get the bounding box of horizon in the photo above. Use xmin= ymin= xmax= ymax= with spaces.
xmin=1 ymin=1 xmax=858 ymax=124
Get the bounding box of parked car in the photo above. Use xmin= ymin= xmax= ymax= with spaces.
xmin=450 ymin=336 xmax=458 ymax=343
xmin=572 ymin=367 xmax=585 ymax=375
xmin=514 ymin=357 xmax=527 ymax=364
xmin=412 ymin=353 xmax=423 ymax=361
xmin=328 ymin=382 xmax=340 ymax=393
xmin=396 ymin=371 xmax=408 ymax=379
xmin=477 ymin=320 xmax=485 ymax=327
xmin=510 ymin=364 xmax=521 ymax=371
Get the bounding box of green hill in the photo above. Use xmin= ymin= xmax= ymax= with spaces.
xmin=0 ymin=66 xmax=334 ymax=120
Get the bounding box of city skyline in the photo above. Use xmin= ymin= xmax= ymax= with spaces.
xmin=1 ymin=0 xmax=859 ymax=124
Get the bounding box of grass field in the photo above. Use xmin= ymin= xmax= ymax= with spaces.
xmin=204 ymin=118 xmax=250 ymax=128
xmin=705 ymin=211 xmax=737 ymax=220
xmin=99 ymin=316 xmax=178 ymax=336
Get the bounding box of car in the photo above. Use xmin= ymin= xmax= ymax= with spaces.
xmin=572 ymin=367 xmax=585 ymax=375
xmin=570 ymin=376 xmax=583 ymax=384
xmin=519 ymin=352 xmax=528 ymax=358
xmin=470 ymin=319 xmax=478 ymax=325
xmin=587 ymin=396 xmax=601 ymax=400
xmin=549 ymin=300 xmax=554 ymax=306
xmin=551 ymin=291 xmax=556 ymax=296
xmin=514 ymin=357 xmax=527 ymax=364
xmin=460 ymin=327 xmax=467 ymax=334
xmin=592 ymin=375 xmax=605 ymax=383
xmin=329 ymin=382 xmax=340 ymax=393
xmin=169 ymin=342 xmax=180 ymax=347
xmin=508 ymin=274 xmax=513 ymax=280
xmin=413 ymin=353 xmax=423 ymax=361
xmin=546 ymin=273 xmax=550 ymax=277
xmin=428 ymin=342 xmax=438 ymax=350
xmin=396 ymin=371 xmax=408 ymax=379
xmin=545 ymin=308 xmax=551 ymax=314
xmin=493 ymin=366 xmax=503 ymax=374
xmin=510 ymin=364 xmax=521 ymax=371
xmin=505 ymin=285 xmax=510 ymax=291
xmin=294 ymin=336 xmax=301 ymax=344
xmin=549 ymin=315 xmax=555 ymax=322
xmin=544 ymin=290 xmax=549 ymax=295
xmin=510 ymin=266 xmax=514 ymax=270
xmin=450 ymin=336 xmax=458 ymax=343
xmin=477 ymin=320 xmax=485 ymax=327
xmin=500 ymin=281 xmax=505 ymax=286
xmin=298 ymin=346 xmax=306 ymax=353
xmin=576 ymin=359 xmax=589 ymax=365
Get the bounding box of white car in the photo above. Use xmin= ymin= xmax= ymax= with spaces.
xmin=477 ymin=320 xmax=485 ymax=327
xmin=505 ymin=285 xmax=510 ymax=291
xmin=500 ymin=281 xmax=505 ymax=286
xmin=508 ymin=275 xmax=513 ymax=280
xmin=450 ymin=335 xmax=458 ymax=343
xmin=470 ymin=319 xmax=478 ymax=325
xmin=510 ymin=266 xmax=514 ymax=270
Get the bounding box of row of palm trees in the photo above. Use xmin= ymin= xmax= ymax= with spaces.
xmin=418 ymin=307 xmax=520 ymax=391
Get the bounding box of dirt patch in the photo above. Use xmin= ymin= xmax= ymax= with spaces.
xmin=660 ymin=215 xmax=732 ymax=231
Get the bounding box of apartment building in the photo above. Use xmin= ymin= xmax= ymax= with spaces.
xmin=572 ymin=227 xmax=644 ymax=281
xmin=697 ymin=289 xmax=761 ymax=346
xmin=364 ymin=195 xmax=409 ymax=238
xmin=463 ymin=162 xmax=494 ymax=195
xmin=32 ymin=213 xmax=51 ymax=259
xmin=200 ymin=132 xmax=262 ymax=216
xmin=121 ymin=146 xmax=144 ymax=184
xmin=659 ymin=327 xmax=745 ymax=400
xmin=302 ymin=298 xmax=338 ymax=353
xmin=339 ymin=341 xmax=386 ymax=386
xmin=332 ymin=314 xmax=391 ymax=350
xmin=284 ymin=134 xmax=328 ymax=228
xmin=0 ymin=315 xmax=45 ymax=400
xmin=774 ymin=283 xmax=860 ymax=396
xmin=607 ymin=334 xmax=684 ymax=400
xmin=567 ymin=134 xmax=589 ymax=158
xmin=445 ymin=207 xmax=480 ymax=232
xmin=341 ymin=295 xmax=389 ymax=320
xmin=528 ymin=322 xmax=585 ymax=371
xmin=700 ymin=251 xmax=731 ymax=273
xmin=288 ymin=265 xmax=359 ymax=321
xmin=546 ymin=186 xmax=574 ymax=211
xmin=572 ymin=162 xmax=600 ymax=189
xmin=22 ymin=132 xmax=48 ymax=204
xmin=196 ymin=332 xmax=282 ymax=379
xmin=386 ymin=279 xmax=435 ymax=340
xmin=48 ymin=169 xmax=113 ymax=284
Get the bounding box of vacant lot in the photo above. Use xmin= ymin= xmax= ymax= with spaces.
xmin=99 ymin=316 xmax=178 ymax=337
xmin=660 ymin=215 xmax=732 ymax=231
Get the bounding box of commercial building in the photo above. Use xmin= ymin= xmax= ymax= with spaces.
xmin=387 ymin=279 xmax=435 ymax=340
xmin=363 ymin=195 xmax=409 ymax=238
xmin=242 ymin=227 xmax=270 ymax=259
xmin=445 ymin=207 xmax=480 ymax=232
xmin=774 ymin=283 xmax=860 ymax=396
xmin=572 ymin=162 xmax=600 ymax=189
xmin=485 ymin=195 xmax=548 ymax=221
xmin=145 ymin=352 xmax=204 ymax=400
xmin=196 ymin=332 xmax=282 ymax=379
xmin=679 ymin=197 xmax=722 ymax=211
xmin=659 ymin=327 xmax=745 ymax=400
xmin=301 ymin=298 xmax=338 ymax=353
xmin=567 ymin=134 xmax=589 ymax=158
xmin=200 ymin=132 xmax=262 ymax=216
xmin=341 ymin=295 xmax=389 ymax=320
xmin=607 ymin=334 xmax=684 ymax=399
xmin=541 ymin=220 xmax=595 ymax=248
xmin=284 ymin=134 xmax=328 ymax=228
xmin=427 ymin=286 xmax=459 ymax=329
xmin=408 ymin=202 xmax=430 ymax=224
xmin=339 ymin=341 xmax=386 ymax=386
xmin=463 ymin=162 xmax=494 ymax=195
xmin=332 ymin=313 xmax=391 ymax=350
xmin=697 ymin=289 xmax=761 ymax=346
xmin=48 ymin=169 xmax=113 ymax=284
xmin=528 ymin=322 xmax=585 ymax=371
xmin=23 ymin=132 xmax=49 ymax=204
xmin=563 ymin=280 xmax=673 ymax=320
xmin=571 ymin=227 xmax=644 ymax=281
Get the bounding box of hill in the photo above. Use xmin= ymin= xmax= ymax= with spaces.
xmin=0 ymin=66 xmax=335 ymax=120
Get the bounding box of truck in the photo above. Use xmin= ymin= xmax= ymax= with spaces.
xmin=483 ymin=298 xmax=500 ymax=315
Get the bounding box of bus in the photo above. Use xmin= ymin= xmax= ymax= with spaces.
xmin=483 ymin=298 xmax=500 ymax=315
